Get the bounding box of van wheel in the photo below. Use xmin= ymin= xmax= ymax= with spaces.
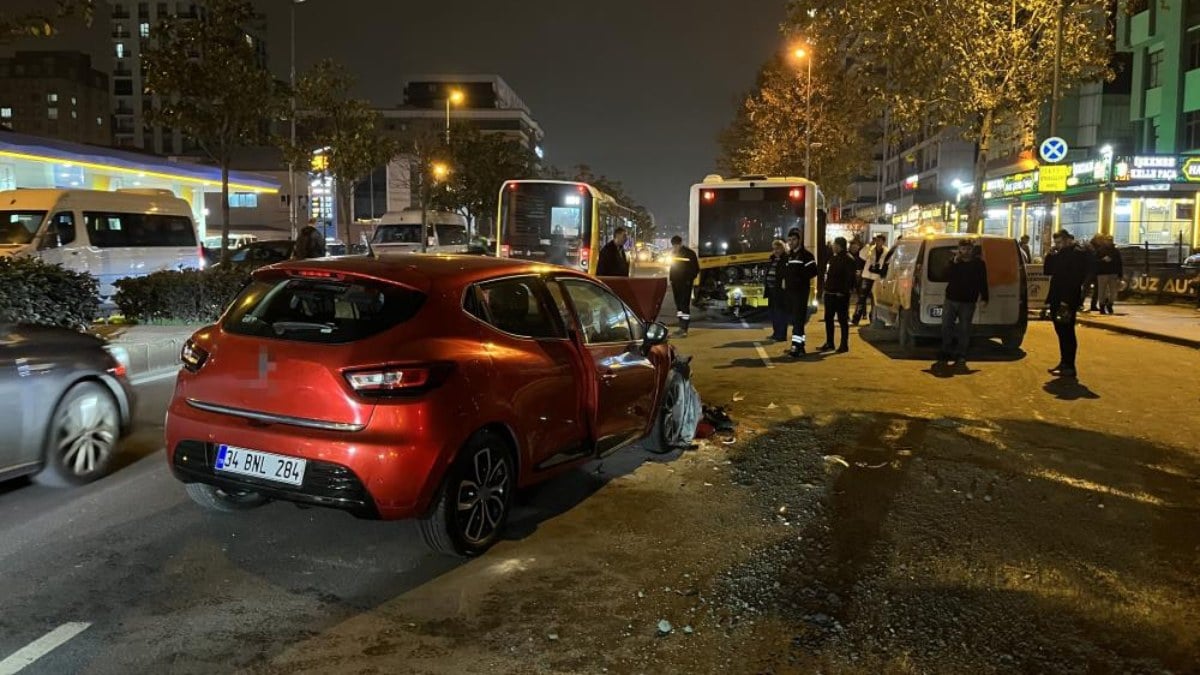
xmin=897 ymin=309 xmax=915 ymax=354
xmin=419 ymin=430 xmax=515 ymax=557
xmin=1001 ymin=329 xmax=1026 ymax=351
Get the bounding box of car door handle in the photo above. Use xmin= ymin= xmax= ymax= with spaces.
xmin=600 ymin=369 xmax=617 ymax=382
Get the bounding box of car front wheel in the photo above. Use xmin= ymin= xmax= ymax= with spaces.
xmin=420 ymin=431 xmax=515 ymax=557
xmin=35 ymin=382 xmax=120 ymax=486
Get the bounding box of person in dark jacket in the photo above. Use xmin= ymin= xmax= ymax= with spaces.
xmin=783 ymin=227 xmax=818 ymax=358
xmin=1044 ymin=229 xmax=1089 ymax=377
xmin=292 ymin=222 xmax=326 ymax=260
xmin=668 ymin=235 xmax=700 ymax=337
xmin=939 ymin=238 xmax=989 ymax=367
xmin=596 ymin=227 xmax=630 ymax=276
xmin=1093 ymin=234 xmax=1123 ymax=315
xmin=818 ymin=237 xmax=858 ymax=353
xmin=764 ymin=239 xmax=789 ymax=342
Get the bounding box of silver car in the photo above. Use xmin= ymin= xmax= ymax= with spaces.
xmin=0 ymin=324 xmax=136 ymax=485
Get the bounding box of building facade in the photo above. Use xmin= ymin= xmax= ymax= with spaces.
xmin=1118 ymin=0 xmax=1200 ymax=153
xmin=106 ymin=1 xmax=267 ymax=154
xmin=358 ymin=75 xmax=545 ymax=227
xmin=0 ymin=51 xmax=110 ymax=145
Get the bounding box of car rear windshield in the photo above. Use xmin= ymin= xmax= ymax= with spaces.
xmin=223 ymin=274 xmax=425 ymax=344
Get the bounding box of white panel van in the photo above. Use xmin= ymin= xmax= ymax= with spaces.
xmin=369 ymin=208 xmax=470 ymax=255
xmin=0 ymin=188 xmax=202 ymax=303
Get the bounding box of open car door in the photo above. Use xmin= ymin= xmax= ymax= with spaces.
xmin=598 ymin=277 xmax=667 ymax=324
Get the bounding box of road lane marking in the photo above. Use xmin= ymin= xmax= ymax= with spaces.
xmin=130 ymin=368 xmax=180 ymax=387
xmin=753 ymin=342 xmax=775 ymax=369
xmin=0 ymin=622 xmax=91 ymax=675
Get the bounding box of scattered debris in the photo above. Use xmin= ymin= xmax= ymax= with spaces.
xmin=657 ymin=619 xmax=673 ymax=636
xmin=822 ymin=455 xmax=850 ymax=469
xmin=547 ymin=632 xmax=559 ymax=641
xmin=732 ymin=392 xmax=745 ymax=402
xmin=683 ymin=625 xmax=694 ymax=635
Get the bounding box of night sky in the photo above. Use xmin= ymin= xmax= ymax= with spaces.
xmin=256 ymin=0 xmax=788 ymax=234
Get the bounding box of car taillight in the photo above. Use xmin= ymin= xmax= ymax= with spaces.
xmin=197 ymin=245 xmax=206 ymax=270
xmin=181 ymin=339 xmax=209 ymax=373
xmin=291 ymin=269 xmax=344 ymax=280
xmin=500 ymin=244 xmax=512 ymax=258
xmin=580 ymin=247 xmax=590 ymax=270
xmin=344 ymin=362 xmax=454 ymax=397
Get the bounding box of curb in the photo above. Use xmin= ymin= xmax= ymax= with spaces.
xmin=1076 ymin=316 xmax=1200 ymax=350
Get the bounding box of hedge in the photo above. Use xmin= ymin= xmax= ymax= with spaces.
xmin=0 ymin=257 xmax=100 ymax=331
xmin=113 ymin=267 xmax=251 ymax=324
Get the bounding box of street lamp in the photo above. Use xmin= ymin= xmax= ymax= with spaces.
xmin=432 ymin=162 xmax=450 ymax=181
xmin=791 ymin=44 xmax=813 ymax=178
xmin=288 ymin=0 xmax=308 ymax=239
xmin=445 ymin=89 xmax=464 ymax=144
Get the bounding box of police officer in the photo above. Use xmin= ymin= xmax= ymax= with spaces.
xmin=783 ymin=227 xmax=818 ymax=358
xmin=669 ymin=235 xmax=700 ymax=337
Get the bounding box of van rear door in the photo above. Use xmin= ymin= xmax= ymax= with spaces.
xmin=977 ymin=239 xmax=1022 ymax=325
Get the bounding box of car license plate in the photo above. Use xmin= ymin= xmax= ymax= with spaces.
xmin=214 ymin=444 xmax=306 ymax=486
xmin=930 ymin=305 xmax=943 ymax=318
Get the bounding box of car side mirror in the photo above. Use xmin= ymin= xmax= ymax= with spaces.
xmin=642 ymin=322 xmax=668 ymax=353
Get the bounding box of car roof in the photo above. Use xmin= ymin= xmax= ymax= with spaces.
xmin=262 ymin=254 xmax=586 ymax=291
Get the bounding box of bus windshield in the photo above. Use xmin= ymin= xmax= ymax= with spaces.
xmin=500 ymin=182 xmax=593 ymax=267
xmin=696 ymin=186 xmax=805 ymax=257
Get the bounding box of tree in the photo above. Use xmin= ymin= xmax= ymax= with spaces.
xmin=0 ymin=0 xmax=92 ymax=40
xmin=717 ymin=54 xmax=875 ymax=200
xmin=288 ymin=60 xmax=399 ymax=246
xmin=144 ymin=0 xmax=281 ymax=262
xmin=432 ymin=125 xmax=538 ymax=237
xmin=787 ymin=0 xmax=1114 ymax=228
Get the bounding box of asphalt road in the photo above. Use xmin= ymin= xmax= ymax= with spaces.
xmin=0 ymin=313 xmax=1196 ymax=673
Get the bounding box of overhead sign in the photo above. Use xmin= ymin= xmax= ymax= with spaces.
xmin=1183 ymin=157 xmax=1200 ymax=183
xmin=1115 ymin=155 xmax=1180 ymax=182
xmin=1001 ymin=171 xmax=1038 ymax=197
xmin=1039 ymin=164 xmax=1071 ymax=192
xmin=1039 ymin=137 xmax=1068 ymax=163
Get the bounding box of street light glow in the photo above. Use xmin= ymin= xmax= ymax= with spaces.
xmin=793 ymin=47 xmax=807 ymax=59
xmin=432 ymin=162 xmax=450 ymax=180
xmin=449 ymin=89 xmax=465 ymax=105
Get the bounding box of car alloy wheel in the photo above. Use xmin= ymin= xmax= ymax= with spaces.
xmin=455 ymin=445 xmax=511 ymax=546
xmin=37 ymin=382 xmax=119 ymax=486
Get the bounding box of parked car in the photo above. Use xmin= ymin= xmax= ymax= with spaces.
xmin=0 ymin=323 xmax=135 ymax=485
xmin=211 ymin=239 xmax=295 ymax=270
xmin=0 ymin=188 xmax=202 ymax=303
xmin=872 ymin=233 xmax=1028 ymax=352
xmin=1183 ymin=253 xmax=1200 ymax=270
xmin=165 ymin=255 xmax=688 ymax=556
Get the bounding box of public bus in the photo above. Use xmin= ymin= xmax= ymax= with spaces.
xmin=497 ymin=179 xmax=638 ymax=274
xmin=688 ymin=174 xmax=825 ymax=313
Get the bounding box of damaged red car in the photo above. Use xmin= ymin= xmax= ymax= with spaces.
xmin=165 ymin=255 xmax=695 ymax=555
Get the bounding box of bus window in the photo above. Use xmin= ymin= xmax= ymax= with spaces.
xmin=500 ymin=182 xmax=594 ymax=269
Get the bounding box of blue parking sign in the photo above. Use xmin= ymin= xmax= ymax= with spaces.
xmin=1039 ymin=137 xmax=1068 ymax=163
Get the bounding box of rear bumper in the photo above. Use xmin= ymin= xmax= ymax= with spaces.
xmin=164 ymin=396 xmax=458 ymax=520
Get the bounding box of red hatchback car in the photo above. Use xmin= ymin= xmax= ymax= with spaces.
xmin=165 ymin=255 xmax=689 ymax=555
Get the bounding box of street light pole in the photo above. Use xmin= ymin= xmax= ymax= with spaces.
xmin=444 ymin=89 xmax=464 ymax=144
xmin=805 ymin=54 xmax=812 ymax=178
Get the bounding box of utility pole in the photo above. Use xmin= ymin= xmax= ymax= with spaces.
xmin=1049 ymin=0 xmax=1065 ymax=138
xmin=805 ymin=54 xmax=812 ymax=178
xmin=288 ymin=0 xmax=307 ymax=239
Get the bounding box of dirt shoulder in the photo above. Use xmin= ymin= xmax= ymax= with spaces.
xmin=256 ymin=323 xmax=1200 ymax=675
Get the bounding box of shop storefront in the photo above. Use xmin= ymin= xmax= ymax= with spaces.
xmin=890 ymin=203 xmax=960 ymax=238
xmin=976 ymin=153 xmax=1200 ymax=262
